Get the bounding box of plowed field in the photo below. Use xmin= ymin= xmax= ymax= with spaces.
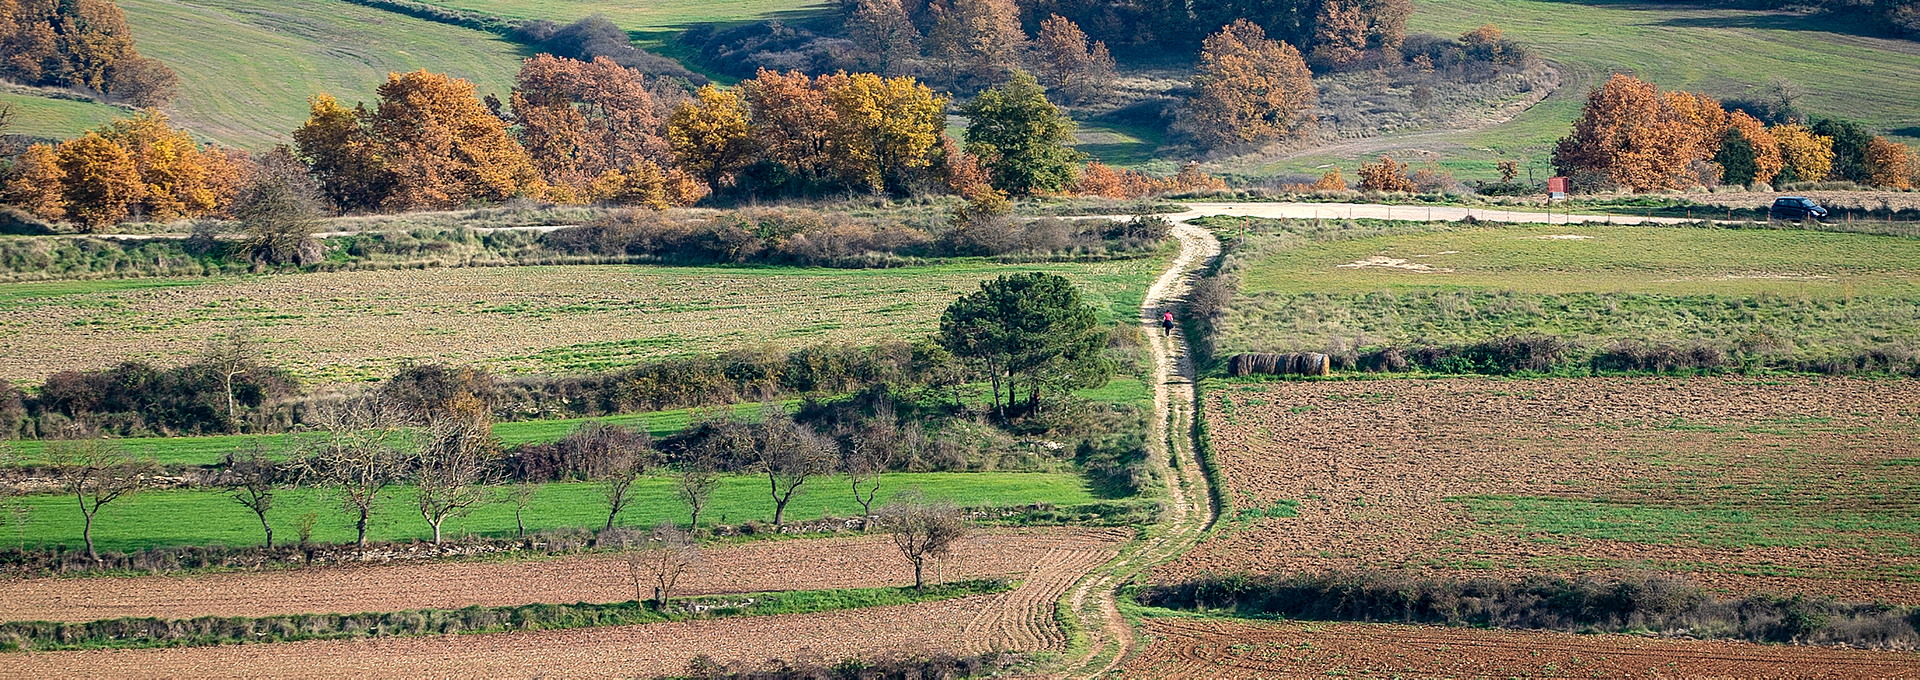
xmin=1162 ymin=377 xmax=1920 ymax=602
xmin=0 ymin=529 xmax=1127 ymax=679
xmin=0 ymin=529 xmax=1109 ymax=623
xmin=1125 ymin=618 xmax=1920 ymax=679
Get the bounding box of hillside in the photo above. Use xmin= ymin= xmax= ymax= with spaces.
xmin=1241 ymin=0 xmax=1920 ymax=180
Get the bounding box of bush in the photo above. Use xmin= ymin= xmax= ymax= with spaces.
xmin=1141 ymin=570 xmax=1920 ymax=649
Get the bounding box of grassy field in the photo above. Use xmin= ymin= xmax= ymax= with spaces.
xmin=1213 ymin=218 xmax=1920 ymax=361
xmin=107 ymin=0 xmax=528 ymax=148
xmin=0 ymin=255 xmax=1165 ymax=384
xmin=1172 ymin=377 xmax=1920 ymax=600
xmin=0 ymin=91 xmax=132 ymax=141
xmin=408 ymin=0 xmax=828 ymax=48
xmin=4 ymin=472 xmax=1096 ymax=552
xmin=1253 ymin=0 xmax=1920 ymax=180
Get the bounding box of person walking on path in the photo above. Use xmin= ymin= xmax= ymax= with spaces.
xmin=1161 ymin=310 xmax=1176 ymax=336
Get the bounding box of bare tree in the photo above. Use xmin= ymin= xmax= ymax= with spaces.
xmin=234 ymin=147 xmax=326 ymax=266
xmin=845 ymin=423 xmax=897 ymax=531
xmin=876 ymin=489 xmax=968 ymax=589
xmin=627 ymin=522 xmax=700 ymax=607
xmin=753 ymin=405 xmax=836 ymax=527
xmin=508 ymin=482 xmax=537 ymax=538
xmin=45 ymin=437 xmax=155 ymax=561
xmin=309 ymin=398 xmax=409 ymax=548
xmin=202 ymin=328 xmax=263 ymax=425
xmin=413 ymin=408 xmax=499 ymax=544
xmin=674 ymin=453 xmax=718 ymax=530
xmin=576 ymin=422 xmax=654 ymax=531
xmin=220 ymin=441 xmax=288 ymax=548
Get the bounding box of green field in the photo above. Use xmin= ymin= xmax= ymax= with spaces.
xmin=4 ymin=472 xmax=1096 ymax=552
xmin=1214 ymin=218 xmax=1920 ymax=360
xmin=111 ymin=0 xmax=528 ymax=147
xmin=410 ymin=0 xmax=828 ymax=48
xmin=1257 ymin=0 xmax=1920 ymax=180
xmin=0 ymin=91 xmax=131 ymax=141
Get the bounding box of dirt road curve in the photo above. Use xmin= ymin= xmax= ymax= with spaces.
xmin=1051 ymin=220 xmax=1222 ymax=677
xmin=0 ymin=529 xmax=1101 ymax=623
xmin=1124 ymin=618 xmax=1920 ymax=679
xmin=0 ymin=529 xmax=1126 ymax=679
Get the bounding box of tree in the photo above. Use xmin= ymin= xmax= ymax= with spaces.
xmin=628 ymin=522 xmax=699 ymax=607
xmin=586 ymin=159 xmax=709 ymax=208
xmin=53 ymin=132 xmax=143 ymax=230
xmin=106 ymin=55 xmax=177 ymax=107
xmin=846 ymin=0 xmax=920 ymax=75
xmin=845 ymin=420 xmax=897 ymax=529
xmin=876 ymin=489 xmax=967 ymax=589
xmin=510 ymin=55 xmax=668 ymax=199
xmin=310 ymin=398 xmax=408 ymax=548
xmin=1772 ymin=124 xmax=1834 ymax=184
xmin=1810 ymin=117 xmax=1874 ymax=183
xmin=293 ymin=94 xmax=389 ymax=212
xmin=674 ymin=450 xmax=719 ymax=529
xmin=1663 ymin=90 xmax=1729 ymax=169
xmin=1717 ymin=110 xmax=1782 ymax=187
xmin=201 ymin=328 xmax=264 ymax=426
xmin=4 ymin=143 xmax=66 ymax=221
xmin=220 ymin=442 xmax=286 ymax=548
xmin=1864 ymin=136 xmax=1917 ymax=190
xmin=1032 ymin=15 xmax=1115 ymax=103
xmin=1357 ymin=155 xmax=1415 ymax=192
xmin=744 ymin=69 xmax=847 ymax=191
xmin=1309 ymin=0 xmax=1369 ymax=68
xmin=827 ymin=72 xmax=949 ymax=193
xmin=233 ymin=147 xmax=326 ymax=266
xmin=963 ymin=71 xmax=1082 ymax=196
xmin=1551 ymin=74 xmax=1697 ymax=192
xmin=99 ymin=110 xmax=221 ymax=222
xmin=667 ymin=84 xmax=755 ymax=189
xmin=924 ymin=0 xmax=1026 ymax=86
xmin=508 ymin=481 xmax=537 ymax=538
xmin=369 ymin=70 xmax=544 ymax=211
xmin=752 ymin=405 xmax=836 ymax=527
xmin=1179 ymin=20 xmax=1318 ymax=151
xmin=938 ymin=272 xmax=1109 ymax=416
xmin=413 ymin=393 xmax=498 ymax=544
xmin=576 ymin=422 xmax=654 ymax=531
xmin=45 ymin=436 xmax=153 ymax=561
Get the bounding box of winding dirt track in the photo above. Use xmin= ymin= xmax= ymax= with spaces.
xmin=1125 ymin=618 xmax=1920 ymax=679
xmin=0 ymin=529 xmax=1127 ymax=679
xmin=0 ymin=529 xmax=1105 ymax=623
xmin=1050 ymin=220 xmax=1222 ymax=677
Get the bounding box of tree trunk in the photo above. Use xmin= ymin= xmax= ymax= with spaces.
xmin=258 ymin=512 xmax=274 ymax=549
xmin=515 ymin=508 xmax=527 ymax=538
xmin=773 ymin=496 xmax=790 ymax=527
xmin=224 ymin=371 xmax=238 ymax=423
xmin=913 ymin=556 xmax=924 ymax=590
xmin=355 ymin=508 xmax=370 ymax=548
xmin=688 ymin=506 xmax=700 ymax=530
xmin=82 ymin=509 xmax=97 ymax=562
xmin=429 ymin=517 xmax=444 ymax=544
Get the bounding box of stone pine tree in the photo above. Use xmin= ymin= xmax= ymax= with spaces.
xmin=962 ymin=71 xmax=1082 ymax=196
xmin=937 ymin=272 xmax=1110 ymax=418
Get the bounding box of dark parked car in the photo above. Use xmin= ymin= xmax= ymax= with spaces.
xmin=1769 ymin=196 xmax=1828 ymax=222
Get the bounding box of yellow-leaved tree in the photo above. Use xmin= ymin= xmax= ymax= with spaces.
xmin=667 ymin=84 xmax=756 ymax=189
xmin=1864 ymin=137 xmax=1917 ymax=190
xmin=826 ymin=72 xmax=948 ymax=193
xmin=1771 ymin=124 xmax=1835 ymax=184
xmin=98 ymin=110 xmax=218 ymax=222
xmin=369 ymin=70 xmax=544 ymax=211
xmin=4 ymin=143 xmax=67 ymax=221
xmin=54 ymin=132 xmax=144 ymax=230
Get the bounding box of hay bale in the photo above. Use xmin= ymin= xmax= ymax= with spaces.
xmin=1229 ymin=352 xmax=1330 ymax=377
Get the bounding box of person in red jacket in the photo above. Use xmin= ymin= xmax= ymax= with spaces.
xmin=1161 ymin=310 xmax=1175 ymax=336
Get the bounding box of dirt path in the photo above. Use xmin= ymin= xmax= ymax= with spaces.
xmin=0 ymin=529 xmax=1127 ymax=679
xmin=1163 ymin=201 xmax=1729 ymax=226
xmin=0 ymin=529 xmax=1097 ymax=623
xmin=1125 ymin=618 xmax=1920 ymax=679
xmin=1050 ymin=221 xmax=1222 ymax=677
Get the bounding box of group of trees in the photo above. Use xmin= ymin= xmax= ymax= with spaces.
xmin=1018 ymin=0 xmax=1409 ymax=65
xmin=1 ymin=111 xmax=248 ymax=228
xmin=0 ymin=0 xmax=177 ymax=106
xmin=1552 ymin=74 xmax=1919 ymax=192
xmin=3 ymin=331 xmax=294 ymax=438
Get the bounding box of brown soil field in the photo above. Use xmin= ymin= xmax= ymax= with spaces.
xmin=0 ymin=529 xmax=1127 ymax=679
xmin=0 ymin=258 xmax=1155 ymax=384
xmin=0 ymin=528 xmax=1112 ymax=623
xmin=1161 ymin=377 xmax=1920 ymax=603
xmin=1125 ymin=618 xmax=1920 ymax=679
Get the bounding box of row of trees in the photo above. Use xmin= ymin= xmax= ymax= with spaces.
xmin=1 ymin=111 xmax=250 ymax=227
xmin=1552 ymin=74 xmax=1919 ymax=192
xmin=0 ymin=0 xmax=177 ymax=106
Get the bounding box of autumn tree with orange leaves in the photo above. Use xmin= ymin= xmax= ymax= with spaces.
xmin=1358 ymin=155 xmax=1415 ymax=192
xmin=3 ymin=110 xmax=239 ymax=228
xmin=295 ymin=71 xmax=544 ymax=212
xmin=1179 ymin=20 xmax=1317 ymax=151
xmin=510 ymin=55 xmax=672 ymax=203
xmin=1551 ymin=74 xmax=1701 ymax=192
xmin=1864 ymin=137 xmax=1917 ymax=190
xmin=3 ymin=143 xmax=66 ymax=221
xmin=52 ymin=132 xmax=143 ymax=229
